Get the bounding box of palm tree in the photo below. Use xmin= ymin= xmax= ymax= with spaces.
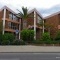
xmin=17 ymin=7 xmax=28 ymax=29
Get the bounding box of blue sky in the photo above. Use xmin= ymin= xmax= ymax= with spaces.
xmin=0 ymin=0 xmax=60 ymax=17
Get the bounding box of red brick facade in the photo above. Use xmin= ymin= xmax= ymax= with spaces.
xmin=44 ymin=12 xmax=60 ymax=38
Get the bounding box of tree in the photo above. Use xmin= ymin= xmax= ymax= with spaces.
xmin=17 ymin=7 xmax=28 ymax=29
xmin=55 ymin=30 xmax=60 ymax=41
xmin=44 ymin=23 xmax=53 ymax=35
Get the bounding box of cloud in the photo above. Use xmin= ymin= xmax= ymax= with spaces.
xmin=0 ymin=0 xmax=60 ymax=17
xmin=39 ymin=4 xmax=60 ymax=17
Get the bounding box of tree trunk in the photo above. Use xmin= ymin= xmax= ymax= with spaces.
xmin=23 ymin=20 xmax=27 ymax=29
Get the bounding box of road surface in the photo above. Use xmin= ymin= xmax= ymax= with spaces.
xmin=0 ymin=53 xmax=60 ymax=60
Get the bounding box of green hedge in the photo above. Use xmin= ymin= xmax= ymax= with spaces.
xmin=21 ymin=29 xmax=34 ymax=43
xmin=12 ymin=39 xmax=26 ymax=45
xmin=1 ymin=33 xmax=15 ymax=45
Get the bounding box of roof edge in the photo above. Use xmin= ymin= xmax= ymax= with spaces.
xmin=44 ymin=11 xmax=60 ymax=19
xmin=28 ymin=8 xmax=43 ymax=19
xmin=0 ymin=6 xmax=16 ymax=14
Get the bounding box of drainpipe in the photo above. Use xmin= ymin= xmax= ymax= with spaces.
xmin=2 ymin=8 xmax=6 ymax=35
xmin=34 ymin=11 xmax=36 ymax=40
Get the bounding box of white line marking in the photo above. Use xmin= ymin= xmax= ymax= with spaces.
xmin=56 ymin=57 xmax=60 ymax=59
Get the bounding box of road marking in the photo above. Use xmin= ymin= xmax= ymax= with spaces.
xmin=56 ymin=57 xmax=60 ymax=59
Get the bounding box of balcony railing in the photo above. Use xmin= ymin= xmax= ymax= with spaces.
xmin=2 ymin=18 xmax=20 ymax=24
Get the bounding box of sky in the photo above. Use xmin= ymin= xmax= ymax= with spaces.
xmin=0 ymin=0 xmax=60 ymax=17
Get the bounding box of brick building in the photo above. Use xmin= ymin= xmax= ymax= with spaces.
xmin=0 ymin=6 xmax=43 ymax=39
xmin=0 ymin=6 xmax=21 ymax=39
xmin=44 ymin=11 xmax=60 ymax=38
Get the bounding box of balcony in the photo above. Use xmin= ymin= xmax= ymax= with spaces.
xmin=3 ymin=18 xmax=20 ymax=33
xmin=5 ymin=28 xmax=16 ymax=32
xmin=3 ymin=18 xmax=20 ymax=24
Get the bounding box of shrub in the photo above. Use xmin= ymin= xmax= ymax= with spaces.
xmin=2 ymin=33 xmax=15 ymax=44
xmin=0 ymin=34 xmax=2 ymax=44
xmin=55 ymin=30 xmax=60 ymax=41
xmin=21 ymin=29 xmax=34 ymax=43
xmin=12 ymin=40 xmax=25 ymax=45
xmin=1 ymin=40 xmax=10 ymax=45
xmin=41 ymin=32 xmax=51 ymax=44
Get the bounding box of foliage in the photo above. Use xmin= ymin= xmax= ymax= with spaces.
xmin=2 ymin=33 xmax=15 ymax=44
xmin=41 ymin=32 xmax=51 ymax=44
xmin=55 ymin=30 xmax=60 ymax=41
xmin=1 ymin=40 xmax=10 ymax=45
xmin=12 ymin=39 xmax=25 ymax=45
xmin=17 ymin=7 xmax=28 ymax=19
xmin=17 ymin=7 xmax=28 ymax=29
xmin=32 ymin=39 xmax=43 ymax=44
xmin=21 ymin=29 xmax=34 ymax=43
xmin=0 ymin=34 xmax=2 ymax=44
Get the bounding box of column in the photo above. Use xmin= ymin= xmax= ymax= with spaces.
xmin=2 ymin=8 xmax=6 ymax=35
xmin=34 ymin=11 xmax=36 ymax=40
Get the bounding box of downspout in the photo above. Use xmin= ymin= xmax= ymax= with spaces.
xmin=34 ymin=11 xmax=36 ymax=40
xmin=2 ymin=8 xmax=6 ymax=35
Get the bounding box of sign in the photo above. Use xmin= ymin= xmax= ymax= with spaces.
xmin=15 ymin=29 xmax=19 ymax=34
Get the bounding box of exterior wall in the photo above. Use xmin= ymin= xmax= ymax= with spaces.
xmin=27 ymin=12 xmax=34 ymax=26
xmin=0 ymin=9 xmax=21 ymax=39
xmin=5 ymin=9 xmax=20 ymax=33
xmin=45 ymin=14 xmax=59 ymax=38
xmin=27 ymin=12 xmax=43 ymax=39
xmin=0 ymin=10 xmax=3 ymax=33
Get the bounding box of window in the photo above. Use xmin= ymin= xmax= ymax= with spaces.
xmin=9 ymin=13 xmax=13 ymax=20
xmin=8 ymin=22 xmax=11 ymax=28
xmin=9 ymin=12 xmax=18 ymax=21
xmin=37 ymin=16 xmax=42 ymax=24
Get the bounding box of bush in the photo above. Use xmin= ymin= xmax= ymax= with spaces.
xmin=2 ymin=33 xmax=15 ymax=44
xmin=0 ymin=34 xmax=2 ymax=44
xmin=55 ymin=30 xmax=60 ymax=41
xmin=41 ymin=32 xmax=51 ymax=44
xmin=12 ymin=40 xmax=25 ymax=45
xmin=1 ymin=40 xmax=10 ymax=45
xmin=32 ymin=39 xmax=43 ymax=44
xmin=21 ymin=29 xmax=34 ymax=43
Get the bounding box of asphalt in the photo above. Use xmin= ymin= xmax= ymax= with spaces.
xmin=0 ymin=45 xmax=60 ymax=52
xmin=0 ymin=53 xmax=60 ymax=60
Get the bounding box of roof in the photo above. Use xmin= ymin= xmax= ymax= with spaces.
xmin=44 ymin=11 xmax=60 ymax=19
xmin=0 ymin=6 xmax=16 ymax=14
xmin=28 ymin=8 xmax=43 ymax=19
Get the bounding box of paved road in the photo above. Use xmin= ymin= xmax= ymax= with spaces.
xmin=0 ymin=53 xmax=60 ymax=60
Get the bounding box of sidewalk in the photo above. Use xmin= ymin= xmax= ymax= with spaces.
xmin=0 ymin=45 xmax=60 ymax=53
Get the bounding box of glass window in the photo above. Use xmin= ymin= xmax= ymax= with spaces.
xmin=9 ymin=13 xmax=13 ymax=20
xmin=9 ymin=12 xmax=19 ymax=21
xmin=37 ymin=16 xmax=42 ymax=24
xmin=8 ymin=22 xmax=11 ymax=28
